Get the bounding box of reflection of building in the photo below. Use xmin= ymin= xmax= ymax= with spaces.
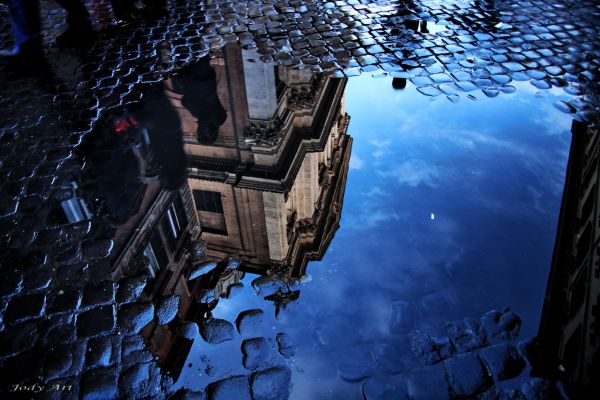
xmin=98 ymin=44 xmax=352 ymax=380
xmin=183 ymin=45 xmax=352 ymax=277
xmin=538 ymin=121 xmax=599 ymax=394
xmin=75 ymin=106 xmax=201 ymax=381
xmin=111 ymin=182 xmax=200 ymax=381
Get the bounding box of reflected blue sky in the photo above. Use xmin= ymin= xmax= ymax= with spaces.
xmin=329 ymin=77 xmax=572 ymax=337
xmin=177 ymin=76 xmax=575 ymax=399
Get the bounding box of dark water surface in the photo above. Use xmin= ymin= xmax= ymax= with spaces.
xmin=172 ymin=72 xmax=573 ymax=398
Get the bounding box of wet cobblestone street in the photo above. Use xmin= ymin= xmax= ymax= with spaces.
xmin=0 ymin=0 xmax=599 ymax=399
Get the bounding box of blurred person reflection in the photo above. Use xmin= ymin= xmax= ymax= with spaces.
xmin=0 ymin=0 xmax=95 ymax=66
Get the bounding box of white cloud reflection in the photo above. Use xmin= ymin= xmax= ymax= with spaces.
xmin=377 ymin=159 xmax=441 ymax=187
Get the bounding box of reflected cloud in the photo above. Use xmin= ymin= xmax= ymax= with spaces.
xmin=350 ymin=154 xmax=365 ymax=170
xmin=361 ymin=186 xmax=391 ymax=197
xmin=377 ymin=159 xmax=441 ymax=187
xmin=370 ymin=138 xmax=392 ymax=158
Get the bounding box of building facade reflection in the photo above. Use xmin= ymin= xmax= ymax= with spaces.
xmin=538 ymin=121 xmax=599 ymax=396
xmin=183 ymin=45 xmax=352 ymax=278
xmin=77 ymin=45 xmax=352 ymax=381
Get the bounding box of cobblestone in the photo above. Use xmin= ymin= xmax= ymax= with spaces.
xmin=199 ymin=318 xmax=235 ymax=344
xmin=0 ymin=0 xmax=598 ymax=398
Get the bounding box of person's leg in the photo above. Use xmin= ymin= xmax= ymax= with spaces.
xmin=109 ymin=0 xmax=134 ymax=22
xmin=54 ymin=0 xmax=92 ymax=32
xmin=4 ymin=0 xmax=42 ymax=55
xmin=53 ymin=0 xmax=95 ymax=47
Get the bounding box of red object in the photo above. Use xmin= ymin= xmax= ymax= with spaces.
xmin=113 ymin=115 xmax=140 ymax=133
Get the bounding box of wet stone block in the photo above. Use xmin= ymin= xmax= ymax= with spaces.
xmin=4 ymin=292 xmax=45 ymax=324
xmin=362 ymin=376 xmax=407 ymax=400
xmin=155 ymin=294 xmax=180 ymax=325
xmin=53 ymin=244 xmax=80 ymax=265
xmin=447 ymin=317 xmax=487 ymax=353
xmin=276 ymin=332 xmax=295 ymax=358
xmin=236 ymin=309 xmax=265 ymax=337
xmin=87 ymin=260 xmax=113 ymax=283
xmin=371 ymin=342 xmax=407 ymax=374
xmin=63 ymin=221 xmax=92 ymax=242
xmin=406 ymin=364 xmax=450 ymax=400
xmin=481 ymin=344 xmax=525 ymax=381
xmin=40 ymin=313 xmax=76 ymax=346
xmin=86 ymin=335 xmax=119 ymax=369
xmin=198 ymin=289 xmax=215 ymax=304
xmin=206 ymin=375 xmax=251 ymax=400
xmin=80 ymin=367 xmax=118 ymax=400
xmin=117 ymin=302 xmax=154 ymax=334
xmin=121 ymin=334 xmax=145 ymax=358
xmin=480 ymin=308 xmax=521 ymax=344
xmin=477 ymin=387 xmax=523 ymax=400
xmin=46 ymin=288 xmax=81 ymax=314
xmin=420 ymin=292 xmax=453 ymax=316
xmin=168 ymin=388 xmax=206 ymax=400
xmin=389 ymin=300 xmax=415 ymax=333
xmin=0 ymin=321 xmax=38 ymax=358
xmin=82 ymin=281 xmax=115 ymax=307
xmin=250 ymin=366 xmax=291 ymax=400
xmin=55 ymin=263 xmax=87 ymax=287
xmin=199 ymin=318 xmax=235 ymax=344
xmin=443 ymin=353 xmax=492 ymax=398
xmin=119 ymin=362 xmax=150 ymax=393
xmin=336 ymin=365 xmax=373 ymax=383
xmin=0 ymin=196 xmax=19 ymax=217
xmin=520 ymin=378 xmax=559 ymax=400
xmin=411 ymin=331 xmax=455 ymax=364
xmin=77 ymin=305 xmax=115 ymax=337
xmin=82 ymin=239 xmax=114 ymax=260
xmin=177 ymin=321 xmax=200 ymax=339
xmin=188 ymin=261 xmax=219 ymax=280
xmin=313 ymin=316 xmax=357 ymax=349
xmin=43 ymin=348 xmax=73 ymax=381
xmin=116 ymin=275 xmax=147 ymax=304
xmin=25 ymin=177 xmax=53 ymax=196
xmin=242 ymin=337 xmax=273 ymax=371
xmin=121 ymin=349 xmax=154 ymax=371
xmin=0 ymin=269 xmax=23 ymax=297
xmin=22 ymin=266 xmax=53 ymax=291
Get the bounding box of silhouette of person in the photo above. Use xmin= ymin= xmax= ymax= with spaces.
xmin=110 ymin=0 xmax=167 ymax=23
xmin=169 ymin=58 xmax=227 ymax=144
xmin=130 ymin=85 xmax=188 ymax=191
xmin=0 ymin=0 xmax=94 ymax=65
xmin=0 ymin=0 xmax=94 ymax=60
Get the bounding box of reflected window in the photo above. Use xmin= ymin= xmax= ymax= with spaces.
xmin=144 ymin=229 xmax=169 ymax=278
xmin=193 ymin=190 xmax=227 ymax=235
xmin=194 ymin=190 xmax=223 ymax=213
xmin=162 ymin=195 xmax=189 ymax=252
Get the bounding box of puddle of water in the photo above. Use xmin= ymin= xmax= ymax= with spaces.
xmin=166 ymin=59 xmax=574 ymax=397
xmin=30 ymin=43 xmax=577 ymax=398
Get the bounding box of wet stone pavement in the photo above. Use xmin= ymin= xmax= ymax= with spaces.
xmin=0 ymin=0 xmax=599 ymax=399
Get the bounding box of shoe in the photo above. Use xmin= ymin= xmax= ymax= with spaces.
xmin=56 ymin=27 xmax=97 ymax=49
